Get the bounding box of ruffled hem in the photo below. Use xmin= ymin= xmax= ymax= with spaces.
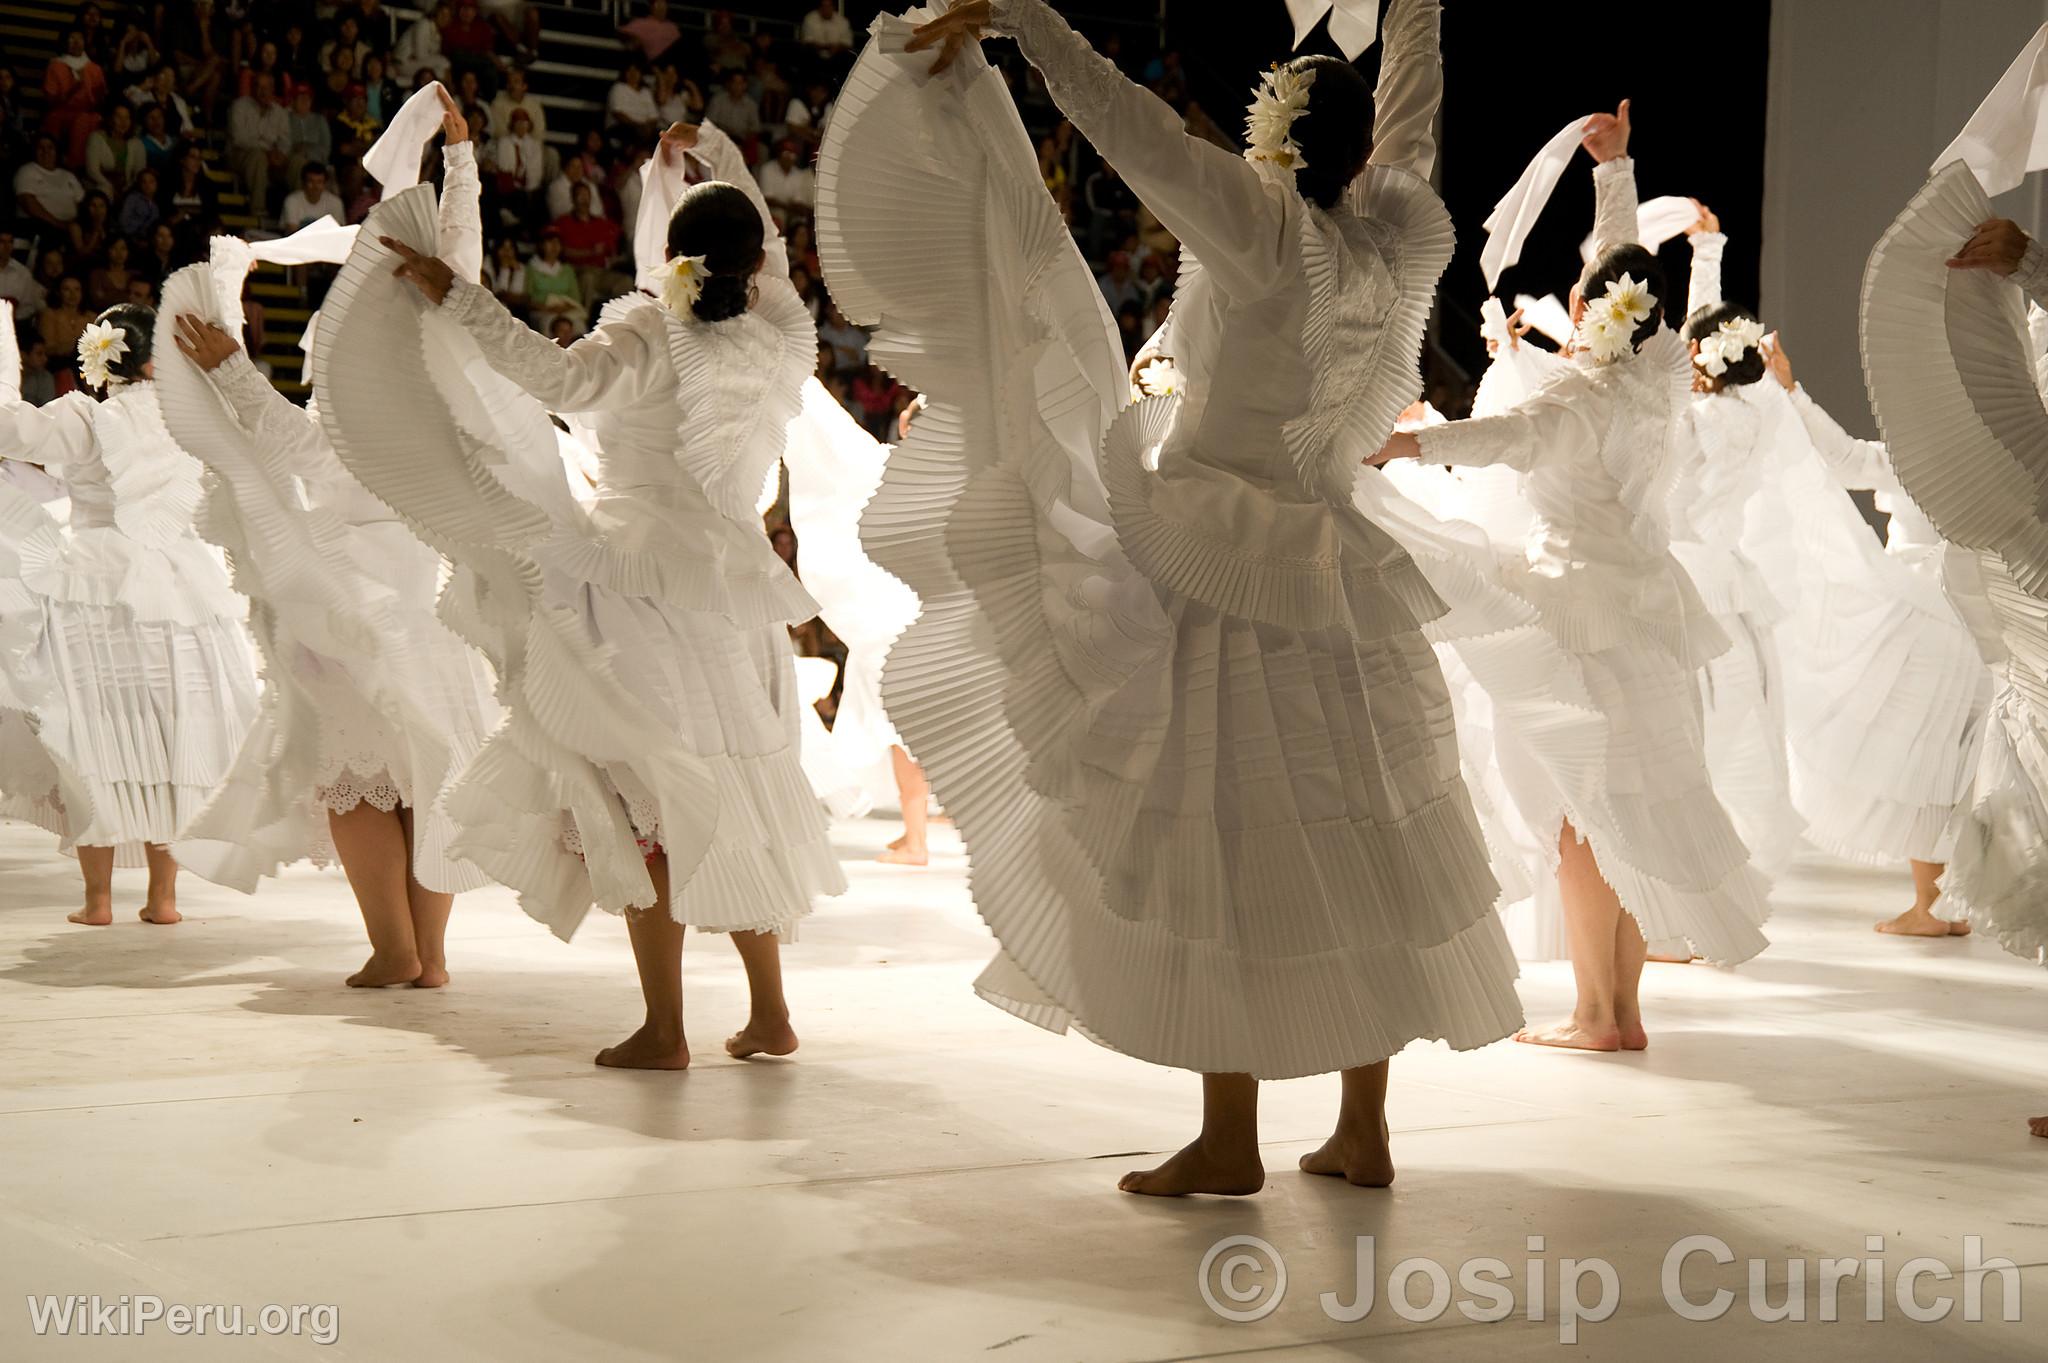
xmin=532 ymin=526 xmax=816 ymax=629
xmin=1933 ymin=690 xmax=2048 ymax=963
xmin=18 ymin=529 xmax=245 ymax=628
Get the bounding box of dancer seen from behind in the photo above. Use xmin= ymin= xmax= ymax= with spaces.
xmin=1377 ymin=102 xmax=1771 ymax=1051
xmin=0 ymin=301 xmax=259 ymax=925
xmin=362 ymin=118 xmax=845 ymax=1069
xmin=831 ymin=0 xmax=1522 ymax=1197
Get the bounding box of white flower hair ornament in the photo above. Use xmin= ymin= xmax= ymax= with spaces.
xmin=77 ymin=320 xmax=129 ymax=389
xmin=1574 ymin=273 xmax=1657 ymax=365
xmin=1693 ymin=314 xmax=1768 ymax=379
xmin=659 ymin=253 xmax=710 ymax=317
xmin=1245 ymin=63 xmax=1316 ymax=173
xmin=1135 ymin=357 xmax=1181 ymax=400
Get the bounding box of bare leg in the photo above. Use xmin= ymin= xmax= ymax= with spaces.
xmin=596 ymin=854 xmax=692 ymax=1070
xmin=2030 ymin=1115 xmax=2047 ymax=1139
xmin=1612 ymin=912 xmax=1649 ymax=1051
xmin=1876 ymin=859 xmax=1963 ymax=936
xmin=139 ymin=843 xmax=181 ymax=923
xmin=878 ymin=746 xmax=930 ymax=866
xmin=1299 ymin=1061 xmax=1395 ymax=1186
xmin=725 ymin=929 xmax=799 ymax=1058
xmin=1119 ymin=1073 xmax=1266 ymax=1197
xmin=328 ymin=803 xmax=422 ymax=987
xmin=397 ymin=806 xmax=454 ymax=988
xmin=67 ymin=845 xmax=116 ymax=925
xmin=1518 ymin=822 xmax=1625 ymax=1051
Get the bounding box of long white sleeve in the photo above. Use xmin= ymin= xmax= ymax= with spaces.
xmin=441 ymin=277 xmax=663 ymax=414
xmin=689 ymin=123 xmax=790 ymax=281
xmin=438 ymin=140 xmax=484 ymax=282
xmin=1589 ymin=156 xmax=1639 ymax=257
xmin=209 ymin=350 xmax=334 ymax=480
xmin=1686 ymin=230 xmax=1725 ymax=315
xmin=1363 ymin=0 xmax=1441 ymax=179
xmin=0 ymin=301 xmax=93 ymax=467
xmin=2012 ymin=236 xmax=2048 ymax=316
xmin=991 ymin=0 xmax=1295 ymax=300
xmin=1787 ymin=383 xmax=1899 ymax=494
xmin=1416 ymin=372 xmax=1603 ymax=475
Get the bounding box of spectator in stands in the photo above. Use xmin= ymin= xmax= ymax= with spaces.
xmin=548 ymin=315 xmax=578 ymax=347
xmin=133 ymin=64 xmax=193 ymax=138
xmin=29 ymin=247 xmax=67 ymax=307
xmin=491 ymin=108 xmax=546 ymax=223
xmin=1096 ymin=250 xmax=1140 ymax=315
xmin=490 ymin=66 xmax=546 ymax=144
xmin=320 ymin=15 xmax=374 ymax=74
xmin=800 ymin=1 xmax=855 ymax=63
xmin=818 ymin=304 xmax=867 ymax=374
xmin=480 ymin=0 xmax=542 ymax=62
xmin=38 ymin=276 xmax=90 ymax=371
xmin=789 ymin=264 xmax=821 ymax=321
xmin=286 ymin=85 xmax=333 ymax=188
xmin=166 ymin=0 xmax=228 ymax=124
xmin=114 ymin=19 xmax=158 ymax=85
xmin=77 ymin=2 xmax=111 ymax=63
xmin=441 ymin=1 xmax=503 ymax=95
xmin=607 ymin=61 xmax=661 ymax=143
xmin=281 ymin=162 xmax=346 ymax=231
xmin=783 ymin=77 xmax=833 ymax=146
xmin=394 ymin=3 xmax=452 ymax=84
xmin=1082 ymin=161 xmax=1136 ymax=258
xmin=127 ymin=277 xmax=156 ymax=307
xmin=238 ymin=39 xmax=288 ymax=101
xmin=362 ymin=53 xmax=401 ymax=125
xmin=18 ymin=338 xmax=55 ymax=406
xmin=756 ymin=140 xmax=814 ymax=221
xmin=81 ymin=102 xmax=144 ymax=200
xmin=335 ymin=87 xmax=383 ymax=166
xmin=706 ymin=71 xmax=762 ymax=143
xmin=1115 ymin=300 xmax=1143 ymax=361
xmin=524 ymin=229 xmax=587 ymax=334
xmin=0 ymin=230 xmax=39 ymax=319
xmin=139 ymin=104 xmax=179 ymax=174
xmin=68 ymin=192 xmax=110 ymax=261
xmin=88 ymin=237 xmax=136 ymax=310
xmin=229 ymin=71 xmax=293 ymax=217
xmin=620 ymin=0 xmax=681 ymax=63
xmin=277 ymin=22 xmax=319 ymax=84
xmin=703 ymin=11 xmax=751 ymax=76
xmin=653 ymin=66 xmax=698 ymax=126
xmin=15 ymin=135 xmax=87 ymax=230
xmin=162 ymin=145 xmax=220 ymax=247
xmin=43 ymin=29 xmax=109 ymax=167
xmin=752 ymin=50 xmax=791 ymax=124
xmin=546 ymin=155 xmax=607 ymax=222
xmin=487 ymin=237 xmax=527 ymax=307
xmin=850 ymin=363 xmax=902 ymax=440
xmin=116 ymin=168 xmax=162 ymax=238
xmin=318 ymin=46 xmax=362 ymax=113
xmin=785 ymin=218 xmax=819 ymax=276
xmin=140 ymin=222 xmax=178 ymax=282
xmin=549 ymin=181 xmax=623 ymax=303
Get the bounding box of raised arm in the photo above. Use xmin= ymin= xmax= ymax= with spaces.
xmin=1581 ymin=102 xmax=1638 ymax=257
xmin=209 ymin=349 xmax=336 ymax=478
xmin=1364 ymin=0 xmax=1441 ymax=177
xmin=438 ymin=139 xmax=485 ymax=282
xmin=981 ymin=0 xmax=1296 ymax=299
xmin=689 ymin=122 xmax=789 ymax=280
xmin=1686 ymin=222 xmax=1725 ymax=314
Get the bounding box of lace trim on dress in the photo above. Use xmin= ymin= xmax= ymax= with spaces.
xmin=314 ymin=767 xmax=406 ymax=815
xmin=992 ymin=0 xmax=1123 ymax=130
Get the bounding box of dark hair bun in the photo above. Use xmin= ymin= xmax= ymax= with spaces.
xmin=666 ymin=181 xmax=763 ymax=323
xmin=1682 ymin=301 xmax=1767 ymax=388
xmin=91 ymin=302 xmax=156 ymax=384
xmin=1578 ymin=245 xmax=1666 ymax=351
xmin=1283 ymin=55 xmax=1372 ymax=210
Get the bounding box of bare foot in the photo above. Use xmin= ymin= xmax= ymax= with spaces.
xmin=345 ymin=952 xmax=423 ymax=988
xmin=1299 ymin=1117 xmax=1394 ymax=1187
xmin=2030 ymin=1116 xmax=2047 ymax=1139
xmin=1645 ymin=952 xmax=1697 ymax=964
xmin=1948 ymin=918 xmax=1972 ymax=936
xmin=886 ymin=833 xmax=908 ymax=852
xmin=1118 ymin=1138 xmax=1265 ymax=1197
xmin=876 ymin=845 xmax=928 ymax=866
xmin=1876 ymin=905 xmax=1954 ymax=937
xmin=726 ymin=1015 xmax=798 ymax=1059
xmin=411 ymin=963 xmax=449 ymax=988
xmin=139 ymin=903 xmax=181 ymax=925
xmin=67 ymin=902 xmax=113 ymax=926
xmin=595 ymin=1023 xmax=691 ymax=1070
xmin=1615 ymin=1009 xmax=1649 ymax=1052
xmin=1515 ymin=1017 xmax=1621 ymax=1052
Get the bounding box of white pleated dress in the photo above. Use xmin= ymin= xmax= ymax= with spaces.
xmin=1413 ymin=161 xmax=1771 ymax=965
xmin=0 ymin=339 xmax=259 ymax=861
xmin=817 ymin=0 xmax=1523 ymax=1080
xmin=313 ymin=161 xmax=845 ymax=939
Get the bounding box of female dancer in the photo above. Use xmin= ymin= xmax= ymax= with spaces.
xmin=1665 ymin=208 xmax=1804 ymax=878
xmin=1378 ymin=106 xmax=1770 ymax=1050
xmin=0 ymin=300 xmax=259 ymax=923
xmin=840 ymin=0 xmax=1522 ymax=1197
xmin=332 ymin=118 xmax=844 ymax=1067
xmin=157 ymin=93 xmax=499 ymax=988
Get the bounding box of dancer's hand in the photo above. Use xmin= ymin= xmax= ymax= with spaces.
xmin=660 ymin=121 xmax=700 ymax=155
xmin=1686 ymin=199 xmax=1719 ymax=236
xmin=382 ymin=236 xmax=455 ymax=305
xmin=436 ymin=84 xmax=469 ymax=143
xmin=172 ymin=314 xmax=240 ymax=371
xmin=1487 ymin=306 xmax=1531 ymax=355
xmin=1763 ymin=332 xmax=1794 ymax=391
xmin=907 ymin=1 xmax=993 ymax=75
xmin=1948 ymin=218 xmax=2030 ymax=276
xmin=1370 ymin=430 xmax=1422 ymax=466
xmin=1582 ymin=99 xmax=1632 ymax=164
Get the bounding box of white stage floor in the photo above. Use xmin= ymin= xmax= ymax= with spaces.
xmin=0 ymin=815 xmax=2042 ymax=1361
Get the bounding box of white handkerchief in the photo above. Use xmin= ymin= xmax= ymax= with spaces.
xmin=361 ymin=81 xmax=451 ymax=192
xmin=1936 ymin=22 xmax=2048 ymax=195
xmin=1576 ymin=195 xmax=1699 ymax=264
xmin=1284 ymin=0 xmax=1380 ymax=60
xmin=1512 ymin=293 xmax=1575 ymax=347
xmin=1480 ymin=115 xmax=1596 ymax=290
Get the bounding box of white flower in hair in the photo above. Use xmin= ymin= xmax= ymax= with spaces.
xmin=1135 ymin=357 xmax=1180 ymax=399
xmin=77 ymin=320 xmax=129 ymax=389
xmin=1574 ymin=274 xmax=1658 ymax=365
xmin=659 ymin=253 xmax=710 ymax=317
xmin=1244 ymin=63 xmax=1316 ymax=172
xmin=1604 ymin=274 xmax=1655 ymax=326
xmin=1694 ymin=315 xmax=1767 ymax=378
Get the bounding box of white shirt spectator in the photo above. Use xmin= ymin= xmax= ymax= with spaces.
xmin=489 ymin=89 xmax=547 ymax=141
xmin=800 ymin=5 xmax=854 ymax=50
xmin=546 ymin=171 xmax=607 ymax=221
xmin=756 ymin=158 xmax=814 ymax=212
xmin=656 ymin=91 xmax=692 ymax=125
xmin=488 ymin=259 xmax=526 ymax=297
xmin=393 ymin=16 xmax=450 ymax=81
xmin=706 ymin=87 xmax=761 ymax=139
xmin=13 ymin=162 xmax=86 ymax=224
xmin=784 ymin=95 xmax=832 ymax=135
xmin=0 ymin=253 xmax=42 ymax=319
xmin=227 ymin=94 xmax=291 ymax=155
xmin=279 ymin=187 xmax=347 ymax=231
xmin=493 ymin=132 xmax=546 ymax=191
xmin=607 ymin=81 xmax=659 ymax=128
